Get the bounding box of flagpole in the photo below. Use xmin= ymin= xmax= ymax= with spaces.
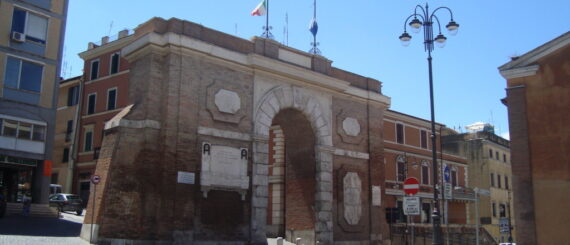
xmin=266 ymin=0 xmax=269 ymax=38
xmin=313 ymin=0 xmax=316 ymax=48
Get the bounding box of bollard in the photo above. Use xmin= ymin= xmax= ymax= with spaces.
xmin=295 ymin=237 xmax=302 ymax=245
xmin=277 ymin=237 xmax=283 ymax=245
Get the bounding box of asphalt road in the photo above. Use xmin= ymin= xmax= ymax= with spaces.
xmin=0 ymin=211 xmax=89 ymax=245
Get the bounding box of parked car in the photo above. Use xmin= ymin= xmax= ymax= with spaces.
xmin=49 ymin=193 xmax=83 ymax=215
xmin=0 ymin=193 xmax=6 ymax=218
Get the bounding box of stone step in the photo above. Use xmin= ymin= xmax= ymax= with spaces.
xmin=5 ymin=203 xmax=59 ymax=218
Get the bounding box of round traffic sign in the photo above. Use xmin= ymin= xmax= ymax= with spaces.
xmin=403 ymin=177 xmax=420 ymax=195
xmin=91 ymin=175 xmax=101 ymax=185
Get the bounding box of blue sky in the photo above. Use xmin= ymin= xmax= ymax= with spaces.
xmin=62 ymin=1 xmax=570 ymax=138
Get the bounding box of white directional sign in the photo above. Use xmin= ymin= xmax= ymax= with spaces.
xmin=444 ymin=183 xmax=453 ymax=200
xmin=403 ymin=196 xmax=421 ymax=215
xmin=499 ymin=218 xmax=510 ymax=233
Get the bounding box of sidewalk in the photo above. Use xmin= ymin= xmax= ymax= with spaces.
xmin=0 ymin=211 xmax=89 ymax=245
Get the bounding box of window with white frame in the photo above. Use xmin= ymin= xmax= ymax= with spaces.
xmin=4 ymin=56 xmax=43 ymax=93
xmin=11 ymin=8 xmax=48 ymax=44
xmin=421 ymin=160 xmax=429 ymax=185
xmin=396 ymin=123 xmax=404 ymax=144
xmin=451 ymin=167 xmax=458 ymax=187
xmin=90 ymin=60 xmax=99 ymax=80
xmin=83 ymin=127 xmax=93 ymax=152
xmin=110 ymin=53 xmax=120 ymax=75
xmin=87 ymin=93 xmax=96 ymax=115
xmin=396 ymin=155 xmax=406 ymax=182
xmin=0 ymin=118 xmax=45 ymax=141
xmin=420 ymin=130 xmax=428 ymax=149
xmin=107 ymin=88 xmax=117 ymax=110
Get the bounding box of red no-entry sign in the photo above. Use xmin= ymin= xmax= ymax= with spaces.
xmin=403 ymin=177 xmax=420 ymax=195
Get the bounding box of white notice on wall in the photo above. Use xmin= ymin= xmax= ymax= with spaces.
xmin=372 ymin=186 xmax=381 ymax=206
xmin=177 ymin=171 xmax=195 ymax=184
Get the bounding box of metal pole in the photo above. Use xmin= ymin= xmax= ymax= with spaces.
xmin=90 ymin=184 xmax=96 ymax=244
xmin=475 ymin=190 xmax=480 ymax=245
xmin=428 ymin=51 xmax=442 ymax=245
xmin=265 ymin=0 xmax=269 ymax=38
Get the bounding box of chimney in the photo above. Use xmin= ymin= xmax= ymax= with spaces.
xmin=101 ymin=36 xmax=109 ymax=45
xmin=88 ymin=42 xmax=96 ymax=50
xmin=118 ymin=29 xmax=129 ymax=39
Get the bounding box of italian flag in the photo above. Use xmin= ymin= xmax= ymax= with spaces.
xmin=251 ymin=0 xmax=267 ymax=16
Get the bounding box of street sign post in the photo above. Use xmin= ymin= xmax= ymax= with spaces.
xmin=444 ymin=165 xmax=450 ymax=183
xmin=90 ymin=174 xmax=100 ymax=244
xmin=444 ymin=183 xmax=453 ymax=200
xmin=499 ymin=218 xmax=510 ymax=233
xmin=403 ymin=196 xmax=421 ymax=215
xmin=403 ymin=177 xmax=420 ymax=195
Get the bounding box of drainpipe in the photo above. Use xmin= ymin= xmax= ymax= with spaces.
xmin=65 ymin=77 xmax=84 ymax=194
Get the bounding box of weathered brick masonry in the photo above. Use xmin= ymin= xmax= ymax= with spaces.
xmin=82 ymin=17 xmax=391 ymax=245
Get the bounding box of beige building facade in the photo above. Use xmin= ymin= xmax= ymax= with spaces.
xmin=442 ymin=125 xmax=515 ymax=243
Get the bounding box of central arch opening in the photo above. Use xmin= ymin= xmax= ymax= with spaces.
xmin=267 ymin=108 xmax=316 ymax=242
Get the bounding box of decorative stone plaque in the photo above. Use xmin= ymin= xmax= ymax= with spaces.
xmin=372 ymin=185 xmax=381 ymax=206
xmin=214 ymin=89 xmax=241 ymax=114
xmin=343 ymin=172 xmax=362 ymax=225
xmin=342 ymin=117 xmax=361 ymax=136
xmin=201 ymin=142 xmax=249 ymax=200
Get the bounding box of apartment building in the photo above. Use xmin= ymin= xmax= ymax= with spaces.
xmin=73 ymin=30 xmax=133 ymax=202
xmin=442 ymin=122 xmax=515 ymax=243
xmin=383 ymin=110 xmax=470 ymax=226
xmin=0 ymin=0 xmax=68 ymax=204
xmin=52 ymin=75 xmax=80 ymax=193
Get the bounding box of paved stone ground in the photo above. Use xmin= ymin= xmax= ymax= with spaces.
xmin=0 ymin=211 xmax=89 ymax=245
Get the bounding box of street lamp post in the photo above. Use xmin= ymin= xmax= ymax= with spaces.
xmin=398 ymin=3 xmax=459 ymax=245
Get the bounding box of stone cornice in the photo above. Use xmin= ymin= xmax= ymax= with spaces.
xmin=499 ymin=65 xmax=540 ymax=79
xmin=122 ymin=32 xmax=391 ymax=107
xmin=79 ymin=35 xmax=136 ymax=60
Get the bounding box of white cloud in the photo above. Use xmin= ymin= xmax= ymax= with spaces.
xmin=500 ymin=132 xmax=510 ymax=140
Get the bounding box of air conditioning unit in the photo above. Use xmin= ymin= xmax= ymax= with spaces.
xmin=11 ymin=31 xmax=25 ymax=42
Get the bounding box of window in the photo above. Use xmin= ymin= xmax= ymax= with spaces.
xmin=397 ymin=200 xmax=407 ymax=222
xmin=497 ymin=174 xmax=502 ymax=189
xmin=17 ymin=122 xmax=31 ymax=139
xmin=90 ymin=60 xmax=99 ymax=80
xmin=110 ymin=53 xmax=120 ymax=75
xmin=4 ymin=56 xmax=43 ymax=93
xmin=396 ymin=123 xmax=404 ymax=144
xmin=421 ymin=203 xmax=431 ymax=223
xmin=451 ymin=168 xmax=458 ymax=187
xmin=396 ymin=156 xmax=406 ymax=182
xmin=420 ymin=130 xmax=428 ymax=149
xmin=421 ymin=161 xmax=429 ymax=185
xmin=499 ymin=204 xmax=506 ymax=217
xmin=62 ymin=148 xmax=69 ymax=162
xmin=495 ymin=151 xmax=499 ymax=160
xmin=67 ymin=85 xmax=79 ymax=106
xmin=505 ymin=176 xmax=509 ymax=190
xmin=0 ymin=118 xmax=44 ymax=141
xmin=489 ymin=149 xmax=493 ymax=158
xmin=32 ymin=124 xmax=45 ymax=141
xmin=492 ymin=203 xmax=497 ymax=217
xmin=87 ymin=93 xmax=96 ymax=114
xmin=2 ymin=119 xmax=18 ymax=137
xmin=51 ymin=173 xmax=58 ymax=184
xmin=11 ymin=8 xmax=48 ymax=44
xmin=490 ymin=173 xmax=495 ymax=187
xmin=84 ymin=129 xmax=93 ymax=152
xmin=65 ymin=120 xmax=73 ymax=142
xmin=107 ymin=88 xmax=117 ymax=110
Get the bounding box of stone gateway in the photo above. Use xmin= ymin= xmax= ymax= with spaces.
xmin=81 ymin=17 xmax=391 ymax=245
